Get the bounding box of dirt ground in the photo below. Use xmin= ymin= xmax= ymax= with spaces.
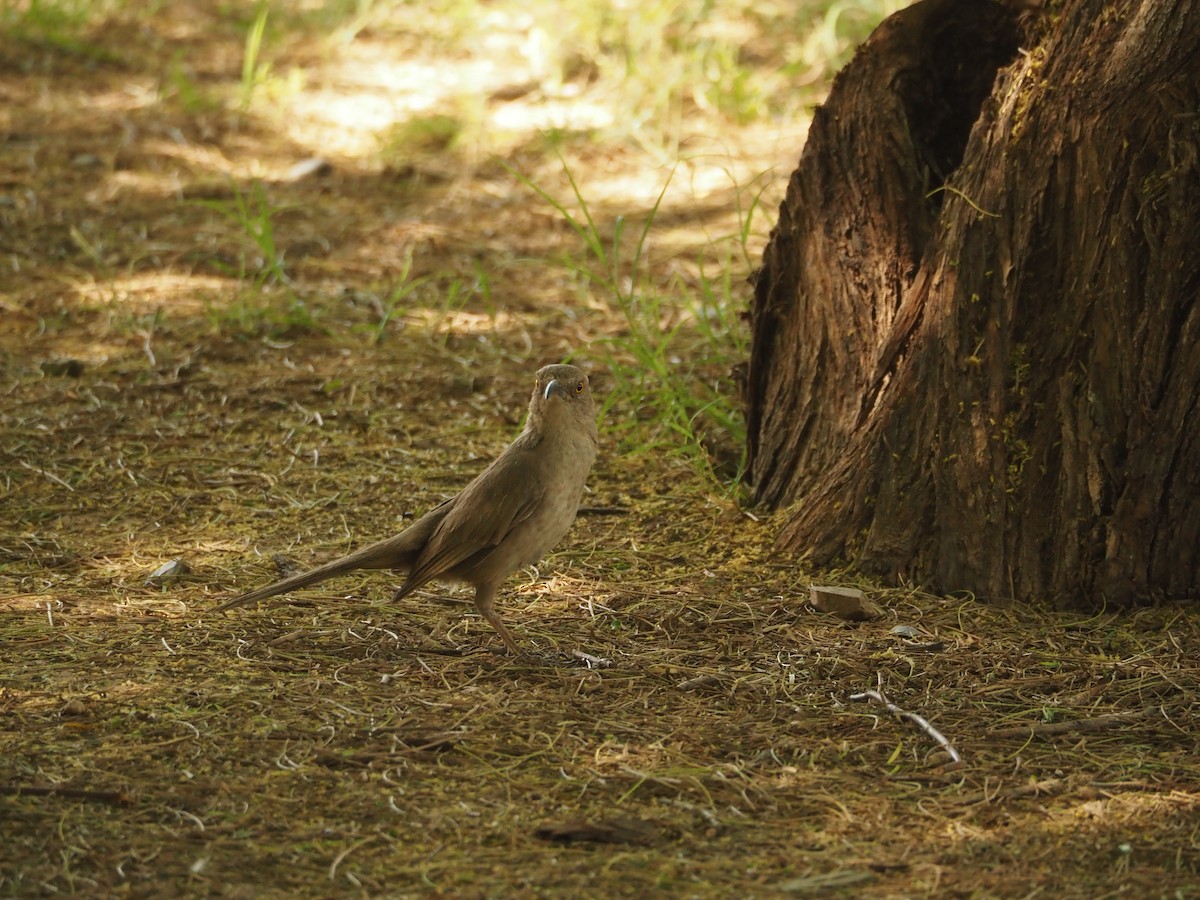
xmin=3 ymin=3 xmax=1199 ymax=897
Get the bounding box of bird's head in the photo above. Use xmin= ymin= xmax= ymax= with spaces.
xmin=529 ymin=363 xmax=596 ymax=435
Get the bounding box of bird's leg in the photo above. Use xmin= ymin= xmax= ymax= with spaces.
xmin=471 ymin=584 xmax=522 ymax=655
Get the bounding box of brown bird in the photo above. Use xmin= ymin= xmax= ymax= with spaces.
xmin=215 ymin=363 xmax=599 ymax=654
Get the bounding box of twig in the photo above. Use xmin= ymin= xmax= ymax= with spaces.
xmin=925 ymin=184 xmax=1000 ymax=217
xmin=0 ymin=784 xmax=131 ymax=805
xmin=19 ymin=459 xmax=75 ymax=493
xmin=957 ymin=778 xmax=1065 ymax=806
xmin=141 ymin=329 xmax=156 ymax=367
xmin=571 ymin=649 xmax=612 ymax=668
xmin=170 ymin=807 xmax=205 ymax=830
xmin=577 ymin=506 xmax=628 ymax=516
xmin=329 ymin=836 xmax=376 ymax=881
xmin=988 ymin=705 xmax=1162 ymax=740
xmin=850 ymin=679 xmax=963 ymax=765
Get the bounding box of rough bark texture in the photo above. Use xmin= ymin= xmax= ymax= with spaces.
xmin=745 ymin=0 xmax=1200 ymax=607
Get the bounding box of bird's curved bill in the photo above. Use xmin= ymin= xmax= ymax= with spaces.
xmin=544 ymin=379 xmax=567 ymax=400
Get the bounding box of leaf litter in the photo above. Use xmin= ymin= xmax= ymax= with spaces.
xmin=2 ymin=3 xmax=1199 ymax=896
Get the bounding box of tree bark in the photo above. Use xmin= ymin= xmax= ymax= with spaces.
xmin=745 ymin=0 xmax=1200 ymax=607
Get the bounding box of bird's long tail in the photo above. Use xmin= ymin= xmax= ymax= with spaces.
xmin=214 ymin=546 xmax=388 ymax=611
xmin=216 ymin=494 xmax=453 ymax=614
xmin=215 ymin=504 xmax=450 ymax=612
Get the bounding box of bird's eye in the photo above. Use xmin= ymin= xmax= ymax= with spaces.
xmin=575 ymin=381 xmax=584 ymax=394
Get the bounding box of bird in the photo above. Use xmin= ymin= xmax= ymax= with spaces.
xmin=215 ymin=363 xmax=599 ymax=654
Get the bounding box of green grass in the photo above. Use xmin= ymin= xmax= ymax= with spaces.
xmin=165 ymin=51 xmax=222 ymax=115
xmin=378 ymin=112 xmax=470 ymax=170
xmin=0 ymin=0 xmax=130 ymax=59
xmin=192 ymin=180 xmax=292 ymax=292
xmin=192 ymin=180 xmax=324 ymax=338
xmin=1 ymin=0 xmax=129 ymax=34
xmin=507 ymin=157 xmax=753 ymax=485
xmin=239 ymin=1 xmax=272 ymax=112
xmin=369 ymin=249 xmax=428 ymax=344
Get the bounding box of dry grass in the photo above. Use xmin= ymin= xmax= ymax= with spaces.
xmin=3 ymin=1 xmax=1199 ymax=896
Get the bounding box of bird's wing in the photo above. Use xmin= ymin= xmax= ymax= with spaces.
xmin=397 ymin=441 xmax=546 ymax=592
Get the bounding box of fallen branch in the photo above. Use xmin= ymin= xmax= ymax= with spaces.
xmin=850 ymin=679 xmax=963 ymax=765
xmin=988 ymin=705 xmax=1161 ymax=740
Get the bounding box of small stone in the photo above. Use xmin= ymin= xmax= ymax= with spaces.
xmin=271 ymin=554 xmax=305 ymax=577
xmin=808 ymin=585 xmax=881 ymax=621
xmin=145 ymin=559 xmax=191 ymax=586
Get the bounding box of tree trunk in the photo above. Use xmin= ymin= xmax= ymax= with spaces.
xmin=745 ymin=0 xmax=1200 ymax=607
